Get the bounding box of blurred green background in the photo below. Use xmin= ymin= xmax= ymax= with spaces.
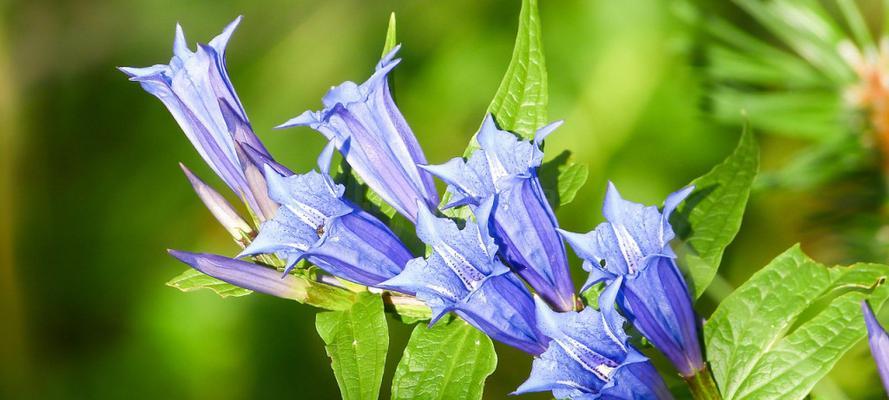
xmin=0 ymin=0 xmax=885 ymax=398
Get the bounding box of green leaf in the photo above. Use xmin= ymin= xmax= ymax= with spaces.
xmin=166 ymin=268 xmax=252 ymax=298
xmin=538 ymin=150 xmax=589 ymax=208
xmin=381 ymin=12 xmax=397 ymax=57
xmin=671 ymin=126 xmax=758 ymax=299
xmin=391 ymin=317 xmax=497 ymax=400
xmin=704 ymin=245 xmax=889 ymax=400
xmin=316 ymin=292 xmax=389 ymax=400
xmin=445 ymin=0 xmax=549 ymax=217
xmin=464 ymin=0 xmax=546 ymax=156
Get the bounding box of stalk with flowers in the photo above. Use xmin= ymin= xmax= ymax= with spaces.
xmin=122 ymin=1 xmax=889 ymax=399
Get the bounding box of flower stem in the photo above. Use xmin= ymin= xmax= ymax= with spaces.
xmin=685 ymin=365 xmax=722 ymax=400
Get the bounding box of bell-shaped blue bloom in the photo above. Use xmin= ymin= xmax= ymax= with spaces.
xmin=515 ymin=285 xmax=673 ymax=400
xmin=278 ymin=46 xmax=439 ymax=223
xmin=559 ymin=182 xmax=704 ymax=378
xmin=422 ymin=115 xmax=576 ymax=311
xmin=168 ymin=250 xmax=310 ymax=301
xmin=862 ymin=301 xmax=889 ymax=394
xmin=381 ymin=199 xmax=546 ymax=355
xmin=239 ymin=146 xmax=414 ymax=288
xmin=120 ymin=17 xmax=276 ymax=220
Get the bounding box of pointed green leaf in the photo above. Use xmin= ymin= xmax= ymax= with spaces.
xmin=487 ymin=0 xmax=547 ymax=138
xmin=381 ymin=12 xmax=397 ymax=57
xmin=167 ymin=268 xmax=252 ymax=298
xmin=463 ymin=0 xmax=547 ymax=157
xmin=704 ymin=245 xmax=889 ymax=400
xmin=316 ymin=292 xmax=389 ymax=400
xmin=446 ymin=0 xmax=549 ymax=218
xmin=391 ymin=317 xmax=497 ymax=400
xmin=671 ymin=126 xmax=758 ymax=299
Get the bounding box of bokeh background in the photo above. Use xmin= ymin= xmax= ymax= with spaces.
xmin=0 ymin=0 xmax=885 ymax=398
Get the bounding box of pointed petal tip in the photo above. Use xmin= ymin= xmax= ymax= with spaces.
xmin=317 ymin=140 xmax=336 ymax=174
xmin=534 ymin=120 xmax=563 ymax=145
xmin=167 ymin=248 xmax=196 ymax=264
xmin=178 ymin=162 xmax=196 ymax=177
xmin=275 ymin=111 xmax=318 ymax=130
xmin=863 ymin=300 xmax=882 ymax=330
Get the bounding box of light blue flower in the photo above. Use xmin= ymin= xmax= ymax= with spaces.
xmin=239 ymin=146 xmax=413 ymax=288
xmin=381 ymin=199 xmax=546 ymax=354
xmin=278 ymin=46 xmax=439 ymax=223
xmin=422 ymin=115 xmax=576 ymax=311
xmin=559 ymin=182 xmax=703 ymax=377
xmin=121 ymin=17 xmax=277 ymax=220
xmin=515 ymin=285 xmax=672 ymax=399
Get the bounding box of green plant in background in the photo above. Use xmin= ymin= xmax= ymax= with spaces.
xmin=118 ymin=0 xmax=889 ymax=399
xmin=702 ymin=0 xmax=889 ymax=262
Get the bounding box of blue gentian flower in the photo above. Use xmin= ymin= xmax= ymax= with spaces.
xmin=278 ymin=46 xmax=439 ymax=223
xmin=559 ymin=183 xmax=703 ymax=378
xmin=381 ymin=198 xmax=546 ymax=355
xmin=120 ymin=17 xmax=276 ymax=220
xmin=238 ymin=145 xmax=414 ymax=288
xmin=421 ymin=115 xmax=576 ymax=311
xmin=515 ymin=285 xmax=673 ymax=399
xmin=168 ymin=250 xmax=310 ymax=301
xmin=862 ymin=301 xmax=889 ymax=394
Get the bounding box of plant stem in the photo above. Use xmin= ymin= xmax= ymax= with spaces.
xmin=685 ymin=365 xmax=722 ymax=400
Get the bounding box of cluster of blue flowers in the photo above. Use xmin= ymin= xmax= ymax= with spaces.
xmin=123 ymin=18 xmax=709 ymax=399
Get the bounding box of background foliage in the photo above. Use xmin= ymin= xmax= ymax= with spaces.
xmin=1 ymin=0 xmax=886 ymax=398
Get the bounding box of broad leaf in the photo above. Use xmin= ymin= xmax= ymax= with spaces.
xmin=446 ymin=0 xmax=550 ymax=217
xmin=704 ymin=245 xmax=889 ymax=400
xmin=167 ymin=268 xmax=252 ymax=298
xmin=391 ymin=317 xmax=497 ymax=400
xmin=464 ymin=0 xmax=546 ymax=156
xmin=671 ymin=126 xmax=758 ymax=299
xmin=316 ymin=292 xmax=389 ymax=400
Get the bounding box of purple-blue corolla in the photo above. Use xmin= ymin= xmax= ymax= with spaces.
xmin=121 ymin=17 xmax=277 ymax=221
xmin=515 ymin=284 xmax=673 ymax=399
xmin=381 ymin=198 xmax=546 ymax=355
xmin=421 ymin=115 xmax=576 ymax=312
xmin=238 ymin=145 xmax=414 ymax=288
xmin=278 ymin=47 xmax=439 ymax=223
xmin=559 ymin=182 xmax=704 ymax=378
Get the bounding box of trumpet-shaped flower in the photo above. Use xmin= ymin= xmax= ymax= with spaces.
xmin=381 ymin=199 xmax=546 ymax=355
xmin=278 ymin=47 xmax=439 ymax=223
xmin=120 ymin=17 xmax=276 ymax=220
xmin=559 ymin=183 xmax=704 ymax=377
xmin=862 ymin=301 xmax=889 ymax=394
xmin=239 ymin=147 xmax=413 ymax=288
xmin=515 ymin=286 xmax=672 ymax=399
xmin=422 ymin=115 xmax=575 ymax=311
